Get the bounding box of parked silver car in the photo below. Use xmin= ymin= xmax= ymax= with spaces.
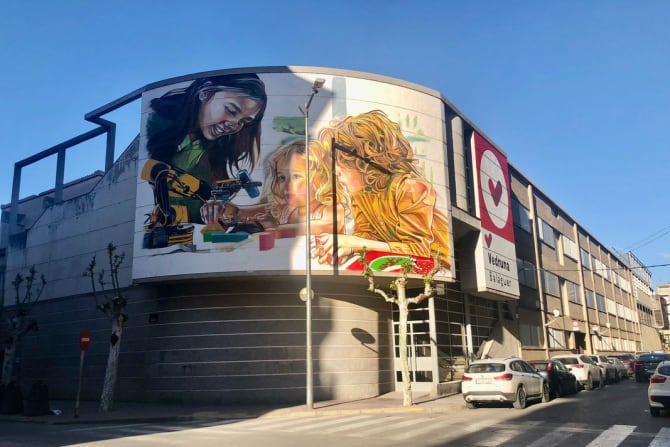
xmin=607 ymin=357 xmax=629 ymax=381
xmin=589 ymin=354 xmax=617 ymax=383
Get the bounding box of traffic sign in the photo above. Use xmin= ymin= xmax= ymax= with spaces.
xmin=79 ymin=330 xmax=91 ymax=351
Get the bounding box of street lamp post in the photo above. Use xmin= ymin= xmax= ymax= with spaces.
xmin=301 ymin=78 xmax=325 ymax=409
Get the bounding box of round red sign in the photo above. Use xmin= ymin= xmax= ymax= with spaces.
xmin=80 ymin=330 xmax=92 ymax=351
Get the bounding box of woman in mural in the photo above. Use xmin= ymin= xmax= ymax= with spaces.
xmin=144 ymin=73 xmax=267 ymax=226
xmin=201 ymin=137 xmax=349 ymax=236
xmin=310 ymin=110 xmax=451 ymax=269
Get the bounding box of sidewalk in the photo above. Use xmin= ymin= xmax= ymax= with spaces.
xmin=0 ymin=391 xmax=465 ymax=425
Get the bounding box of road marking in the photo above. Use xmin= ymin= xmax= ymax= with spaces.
xmin=351 ymin=416 xmax=406 ymax=436
xmin=526 ymin=429 xmax=574 ymax=447
xmin=585 ymin=424 xmax=636 ymax=447
xmin=649 ymin=427 xmax=670 ymax=447
xmin=277 ymin=414 xmax=372 ymax=432
xmin=320 ymin=416 xmax=397 ymax=433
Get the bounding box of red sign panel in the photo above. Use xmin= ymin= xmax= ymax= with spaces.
xmin=80 ymin=330 xmax=92 ymax=351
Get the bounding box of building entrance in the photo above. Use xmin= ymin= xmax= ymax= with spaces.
xmin=393 ymin=317 xmax=433 ymax=392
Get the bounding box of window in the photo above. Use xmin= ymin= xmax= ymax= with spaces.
xmin=585 ymin=289 xmax=596 ymax=308
xmin=516 ymin=259 xmax=537 ymax=289
xmin=565 ymin=280 xmax=581 ymax=304
xmin=542 ymin=271 xmax=560 ymax=296
xmin=562 ymin=236 xmax=578 ymax=261
xmin=520 ymin=323 xmax=542 ymax=346
xmin=548 ymin=328 xmax=566 ymax=348
xmin=592 ymin=256 xmax=601 ymax=276
xmin=607 ymin=298 xmax=616 ymax=315
xmin=580 ymin=248 xmax=591 ymax=269
xmin=512 ymin=199 xmax=531 ymax=233
xmin=596 ymin=293 xmax=606 ymax=311
xmin=537 ymin=218 xmax=555 ymax=248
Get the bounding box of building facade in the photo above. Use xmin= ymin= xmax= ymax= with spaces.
xmin=0 ymin=67 xmax=662 ymax=405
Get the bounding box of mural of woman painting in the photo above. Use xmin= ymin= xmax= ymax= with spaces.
xmin=310 ymin=110 xmax=451 ymax=271
xmin=144 ymin=74 xmax=267 ymax=225
xmin=201 ymin=138 xmax=349 ymax=236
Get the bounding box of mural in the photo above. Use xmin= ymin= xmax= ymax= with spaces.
xmin=133 ymin=72 xmax=454 ymax=281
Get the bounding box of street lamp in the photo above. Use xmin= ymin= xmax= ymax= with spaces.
xmin=300 ymin=77 xmax=325 ymax=409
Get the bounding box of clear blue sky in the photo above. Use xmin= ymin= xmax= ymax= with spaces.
xmin=1 ymin=0 xmax=668 ymax=287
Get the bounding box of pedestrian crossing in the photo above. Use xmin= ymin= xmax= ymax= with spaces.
xmin=65 ymin=415 xmax=670 ymax=447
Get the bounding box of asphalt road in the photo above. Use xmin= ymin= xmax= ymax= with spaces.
xmin=1 ymin=379 xmax=668 ymax=447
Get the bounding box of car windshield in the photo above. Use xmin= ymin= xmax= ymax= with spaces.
xmin=557 ymin=357 xmax=578 ymax=365
xmin=531 ymin=362 xmax=548 ymax=371
xmin=467 ymin=363 xmax=505 ymax=374
xmin=658 ymin=365 xmax=670 ymax=375
xmin=640 ymin=354 xmax=668 ymax=362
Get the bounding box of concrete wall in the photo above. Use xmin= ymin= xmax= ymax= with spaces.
xmin=3 ymin=139 xmax=139 ymax=305
xmin=18 ymin=275 xmax=395 ymax=404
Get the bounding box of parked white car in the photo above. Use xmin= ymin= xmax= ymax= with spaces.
xmin=588 ymin=354 xmax=617 ymax=383
xmin=552 ymin=354 xmax=603 ymax=390
xmin=648 ymin=360 xmax=670 ymax=417
xmin=462 ymin=357 xmax=549 ymax=409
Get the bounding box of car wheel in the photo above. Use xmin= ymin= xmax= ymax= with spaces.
xmin=554 ymin=382 xmax=563 ymax=398
xmin=584 ymin=374 xmax=593 ymax=391
xmin=650 ymin=406 xmax=661 ymax=417
xmin=572 ymin=379 xmax=580 ymax=394
xmin=513 ymin=386 xmax=527 ymax=409
xmin=541 ymin=383 xmax=550 ymax=403
xmin=466 ymin=402 xmax=478 ymax=409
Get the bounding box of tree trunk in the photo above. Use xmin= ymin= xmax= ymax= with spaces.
xmin=397 ymin=280 xmax=413 ymax=407
xmin=1 ymin=341 xmax=17 ymax=385
xmin=99 ymin=316 xmax=123 ymax=412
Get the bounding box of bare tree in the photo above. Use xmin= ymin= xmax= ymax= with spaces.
xmin=83 ymin=242 xmax=127 ymax=412
xmin=361 ymin=250 xmax=440 ymax=407
xmin=1 ymin=266 xmax=46 ymax=385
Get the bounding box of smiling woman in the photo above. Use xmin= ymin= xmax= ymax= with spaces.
xmin=143 ymin=74 xmax=267 ymax=225
xmin=146 ymin=74 xmax=267 ymax=184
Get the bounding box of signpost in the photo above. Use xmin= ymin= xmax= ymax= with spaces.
xmin=74 ymin=330 xmax=91 ymax=418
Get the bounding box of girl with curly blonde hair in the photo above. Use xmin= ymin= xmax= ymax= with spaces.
xmin=311 ymin=110 xmax=451 ymax=269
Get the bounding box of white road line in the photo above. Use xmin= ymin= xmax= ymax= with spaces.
xmin=525 ymin=426 xmax=577 ymax=447
xmin=351 ymin=416 xmax=406 ymax=436
xmin=270 ymin=415 xmax=372 ymax=432
xmin=319 ymin=416 xmax=395 ymax=433
xmin=585 ymin=424 xmax=636 ymax=447
xmin=390 ymin=419 xmax=457 ymax=441
xmin=649 ymin=427 xmax=670 ymax=447
xmin=478 ymin=428 xmax=526 ymax=447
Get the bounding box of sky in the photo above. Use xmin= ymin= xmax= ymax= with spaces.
xmin=1 ymin=0 xmax=668 ymax=288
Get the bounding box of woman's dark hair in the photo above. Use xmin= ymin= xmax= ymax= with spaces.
xmin=146 ymin=73 xmax=267 ymax=181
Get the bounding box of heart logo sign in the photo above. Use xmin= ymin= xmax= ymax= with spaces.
xmin=488 ymin=178 xmax=503 ymax=206
xmin=484 ymin=233 xmax=493 ymax=248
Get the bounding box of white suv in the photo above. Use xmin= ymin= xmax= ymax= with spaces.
xmin=462 ymin=357 xmax=549 ymax=409
xmin=648 ymin=360 xmax=670 ymax=416
xmin=552 ymin=354 xmax=603 ymax=390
